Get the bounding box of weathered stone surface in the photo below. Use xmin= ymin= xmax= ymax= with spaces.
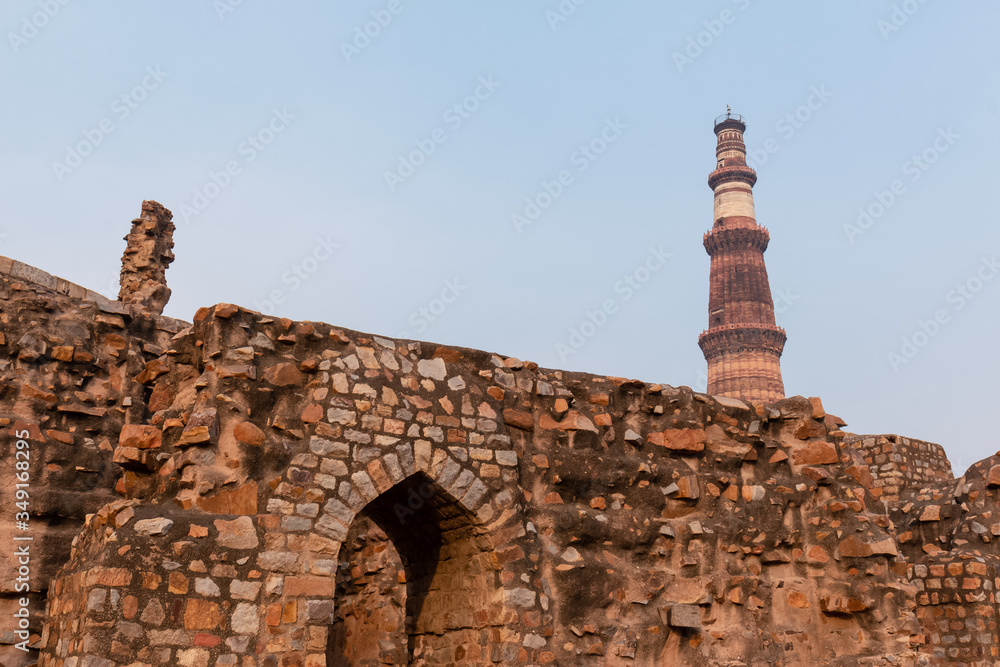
xmin=263 ymin=362 xmax=302 ymax=387
xmin=118 ymin=199 xmax=174 ymax=315
xmin=133 ymin=518 xmax=174 ymax=536
xmin=839 ymin=535 xmax=899 ymax=558
xmin=198 ymin=482 xmax=258 ymax=516
xmin=538 ymin=411 xmax=598 ymax=432
xmin=417 ymin=357 xmax=446 ymax=380
xmin=502 ymin=409 xmax=534 ymax=431
xmin=648 ymin=428 xmax=707 ymax=452
xmin=669 ymin=604 xmax=702 ymax=629
xmin=230 ymin=602 xmax=259 ymax=634
xmin=233 ymin=421 xmax=265 ymax=446
xmin=213 ymin=516 xmax=258 ymax=549
xmin=791 ymin=441 xmax=839 ymax=466
xmin=119 ymin=424 xmax=162 ymax=450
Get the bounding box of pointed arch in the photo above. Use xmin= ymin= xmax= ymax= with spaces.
xmin=329 ymin=470 xmax=502 ymax=664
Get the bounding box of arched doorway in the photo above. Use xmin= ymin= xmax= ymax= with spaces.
xmin=328 ymin=472 xmax=501 ymax=665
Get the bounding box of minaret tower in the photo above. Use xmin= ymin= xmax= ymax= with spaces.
xmin=698 ymin=112 xmax=786 ymax=403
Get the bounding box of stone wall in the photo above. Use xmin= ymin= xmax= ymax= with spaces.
xmin=908 ymin=552 xmax=1000 ymax=664
xmin=845 ymin=434 xmax=954 ymax=503
xmin=32 ymin=303 xmax=938 ymax=666
xmin=874 ymin=447 xmax=1000 ymax=667
xmin=0 ymin=254 xmax=185 ymax=665
xmin=39 ymin=306 xmax=538 ymax=666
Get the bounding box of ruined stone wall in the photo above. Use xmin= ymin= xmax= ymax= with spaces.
xmin=882 ymin=449 xmax=1000 ymax=666
xmin=32 ymin=304 xmax=943 ymax=666
xmin=40 ymin=306 xmax=538 ymax=666
xmin=0 ymin=256 xmax=185 ymax=665
xmin=845 ymin=434 xmax=954 ymax=503
xmin=2 ymin=211 xmax=999 ymax=665
xmin=908 ymin=552 xmax=1000 ymax=664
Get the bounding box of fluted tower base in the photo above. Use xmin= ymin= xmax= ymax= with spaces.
xmin=699 ymin=326 xmax=785 ymax=403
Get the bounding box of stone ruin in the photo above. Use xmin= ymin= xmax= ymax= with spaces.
xmin=0 ymin=201 xmax=998 ymax=666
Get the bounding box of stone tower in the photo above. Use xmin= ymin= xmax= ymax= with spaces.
xmin=698 ymin=112 xmax=786 ymax=403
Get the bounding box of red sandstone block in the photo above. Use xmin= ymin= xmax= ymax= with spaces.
xmin=284 ymin=575 xmax=335 ymax=597
xmin=193 ymin=633 xmax=221 ymax=647
xmin=184 ymin=599 xmax=220 ymax=630
xmin=648 ymin=428 xmax=706 ymax=452
xmin=93 ymin=568 xmax=133 ymax=587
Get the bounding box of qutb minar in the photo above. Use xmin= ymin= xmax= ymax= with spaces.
xmin=699 ymin=112 xmax=787 ymax=403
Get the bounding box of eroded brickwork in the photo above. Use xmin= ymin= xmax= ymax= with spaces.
xmin=0 ymin=253 xmax=184 ymax=665
xmin=909 ymin=553 xmax=1000 ymax=663
xmin=32 ymin=302 xmax=935 ymax=666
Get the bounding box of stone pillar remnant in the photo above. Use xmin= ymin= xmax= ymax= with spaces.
xmin=118 ymin=200 xmax=175 ymax=316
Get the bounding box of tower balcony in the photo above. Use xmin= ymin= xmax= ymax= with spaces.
xmin=703 ymin=226 xmax=770 ymax=254
xmin=714 ymin=113 xmax=747 ymax=134
xmin=708 ymin=165 xmax=757 ymax=189
xmin=698 ymin=323 xmax=787 ymax=358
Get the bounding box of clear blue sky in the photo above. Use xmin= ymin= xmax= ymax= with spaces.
xmin=2 ymin=2 xmax=998 ymax=473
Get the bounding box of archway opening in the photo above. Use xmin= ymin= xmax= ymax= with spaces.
xmin=328 ymin=472 xmax=498 ymax=665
